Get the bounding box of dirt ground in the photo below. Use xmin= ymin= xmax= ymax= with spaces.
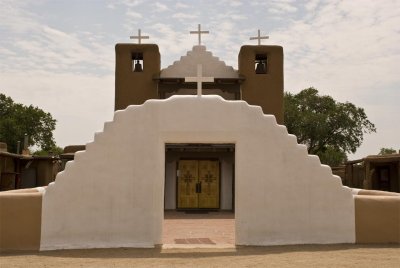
xmin=1 ymin=244 xmax=399 ymax=268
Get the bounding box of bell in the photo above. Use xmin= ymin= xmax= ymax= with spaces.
xmin=255 ymin=61 xmax=266 ymax=74
xmin=134 ymin=60 xmax=143 ymax=72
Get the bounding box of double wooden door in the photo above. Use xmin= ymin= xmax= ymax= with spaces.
xmin=177 ymin=160 xmax=220 ymax=209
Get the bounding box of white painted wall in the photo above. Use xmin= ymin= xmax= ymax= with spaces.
xmin=41 ymin=96 xmax=355 ymax=250
xmin=160 ymin=46 xmax=239 ymax=78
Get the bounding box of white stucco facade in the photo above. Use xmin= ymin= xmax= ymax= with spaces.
xmin=40 ymin=96 xmax=355 ymax=250
xmin=160 ymin=46 xmax=239 ymax=78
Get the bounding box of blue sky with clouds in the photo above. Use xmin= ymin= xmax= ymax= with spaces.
xmin=1 ymin=0 xmax=399 ymax=159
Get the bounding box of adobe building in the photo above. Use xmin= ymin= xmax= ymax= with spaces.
xmin=114 ymin=30 xmax=283 ymax=211
xmin=343 ymin=154 xmax=400 ymax=193
xmin=115 ymin=43 xmax=283 ymax=124
xmin=0 ymin=142 xmax=60 ymax=191
xmin=0 ymin=28 xmax=399 ymax=251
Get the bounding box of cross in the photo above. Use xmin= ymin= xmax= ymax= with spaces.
xmin=183 ymin=171 xmax=193 ymax=195
xmin=250 ymin=29 xmax=269 ymax=45
xmin=185 ymin=64 xmax=214 ymax=97
xmin=204 ymin=171 xmax=215 ymax=194
xmin=130 ymin=29 xmax=149 ymax=44
xmin=190 ymin=24 xmax=209 ymax=45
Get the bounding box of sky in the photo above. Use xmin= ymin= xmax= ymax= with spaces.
xmin=0 ymin=0 xmax=399 ymax=160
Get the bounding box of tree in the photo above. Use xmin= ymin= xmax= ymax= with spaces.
xmin=378 ymin=147 xmax=397 ymax=155
xmin=284 ymin=88 xmax=376 ymax=166
xmin=0 ymin=93 xmax=57 ymax=154
xmin=33 ymin=146 xmax=63 ymax=156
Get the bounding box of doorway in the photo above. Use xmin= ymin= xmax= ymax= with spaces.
xmin=164 ymin=143 xmax=235 ymax=211
xmin=163 ymin=143 xmax=235 ymax=247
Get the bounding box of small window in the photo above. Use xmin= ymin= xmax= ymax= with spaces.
xmin=255 ymin=54 xmax=267 ymax=74
xmin=132 ymin=52 xmax=143 ymax=72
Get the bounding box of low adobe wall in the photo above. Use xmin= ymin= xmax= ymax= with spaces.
xmin=0 ymin=186 xmax=399 ymax=251
xmin=353 ymin=189 xmax=400 ymax=243
xmin=0 ymin=188 xmax=43 ymax=251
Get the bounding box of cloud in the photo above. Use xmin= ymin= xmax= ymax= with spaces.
xmin=153 ymin=2 xmax=169 ymax=12
xmin=269 ymin=1 xmax=297 ymax=14
xmin=230 ymin=14 xmax=247 ymax=20
xmin=106 ymin=3 xmax=115 ymax=9
xmin=0 ymin=1 xmax=39 ymax=33
xmin=126 ymin=10 xmax=143 ymax=19
xmin=149 ymin=23 xmax=192 ymax=57
xmin=120 ymin=0 xmax=144 ymax=7
xmin=305 ymin=0 xmax=320 ymax=11
xmin=175 ymin=2 xmax=189 ymax=9
xmin=0 ymin=47 xmax=16 ymax=56
xmin=0 ymin=3 xmax=114 ymax=75
xmin=229 ymin=0 xmax=242 ymax=7
xmin=171 ymin=13 xmax=197 ymax=20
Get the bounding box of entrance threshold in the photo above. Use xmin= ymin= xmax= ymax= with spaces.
xmin=162 ymin=243 xmax=235 ymax=249
xmin=162 ymin=211 xmax=235 ymax=248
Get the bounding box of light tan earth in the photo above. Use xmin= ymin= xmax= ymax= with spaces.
xmin=1 ymin=244 xmax=399 ymax=268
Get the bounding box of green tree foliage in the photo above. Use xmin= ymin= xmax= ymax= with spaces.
xmin=33 ymin=146 xmax=63 ymax=156
xmin=378 ymin=147 xmax=397 ymax=155
xmin=284 ymin=88 xmax=376 ymax=166
xmin=0 ymin=93 xmax=57 ymax=153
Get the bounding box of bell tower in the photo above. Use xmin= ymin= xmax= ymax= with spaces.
xmin=238 ymin=31 xmax=284 ymax=124
xmin=114 ymin=30 xmax=160 ymax=111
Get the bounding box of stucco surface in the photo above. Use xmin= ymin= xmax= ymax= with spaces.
xmin=357 ymin=189 xmax=400 ymax=196
xmin=41 ymin=96 xmax=355 ymax=250
xmin=160 ymin=46 xmax=239 ymax=78
xmin=355 ymin=195 xmax=400 ymax=243
xmin=0 ymin=188 xmax=42 ymax=251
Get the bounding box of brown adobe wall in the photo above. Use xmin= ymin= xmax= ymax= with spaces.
xmin=354 ymin=193 xmax=400 ymax=243
xmin=115 ymin=44 xmax=160 ymax=111
xmin=0 ymin=188 xmax=42 ymax=251
xmin=238 ymin=45 xmax=284 ymax=124
xmin=357 ymin=189 xmax=400 ymax=196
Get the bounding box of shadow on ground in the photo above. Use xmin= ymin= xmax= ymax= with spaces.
xmin=2 ymin=244 xmax=399 ymax=259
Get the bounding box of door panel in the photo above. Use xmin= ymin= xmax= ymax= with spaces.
xmin=177 ymin=160 xmax=198 ymax=208
xmin=177 ymin=160 xmax=220 ymax=209
xmin=198 ymin=160 xmax=220 ymax=208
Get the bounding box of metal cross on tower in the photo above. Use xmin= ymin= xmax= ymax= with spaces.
xmin=250 ymin=29 xmax=269 ymax=45
xmin=190 ymin=24 xmax=209 ymax=45
xmin=130 ymin=29 xmax=150 ymax=44
xmin=185 ymin=64 xmax=214 ymax=97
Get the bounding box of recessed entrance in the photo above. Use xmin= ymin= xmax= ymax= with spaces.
xmin=163 ymin=143 xmax=235 ymax=247
xmin=164 ymin=143 xmax=235 ymax=211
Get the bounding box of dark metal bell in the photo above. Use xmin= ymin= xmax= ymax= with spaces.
xmin=255 ymin=61 xmax=266 ymax=74
xmin=134 ymin=60 xmax=143 ymax=72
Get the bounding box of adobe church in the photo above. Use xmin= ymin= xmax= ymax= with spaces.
xmin=115 ymin=27 xmax=283 ymax=211
xmin=0 ymin=26 xmax=398 ymax=251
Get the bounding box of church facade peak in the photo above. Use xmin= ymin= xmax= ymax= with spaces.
xmin=160 ymin=45 xmax=239 ymax=79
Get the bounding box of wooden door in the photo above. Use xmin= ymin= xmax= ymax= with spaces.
xmin=198 ymin=160 xmax=220 ymax=209
xmin=177 ymin=160 xmax=198 ymax=208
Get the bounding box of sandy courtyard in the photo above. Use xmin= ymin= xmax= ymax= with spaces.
xmin=1 ymin=244 xmax=399 ymax=268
